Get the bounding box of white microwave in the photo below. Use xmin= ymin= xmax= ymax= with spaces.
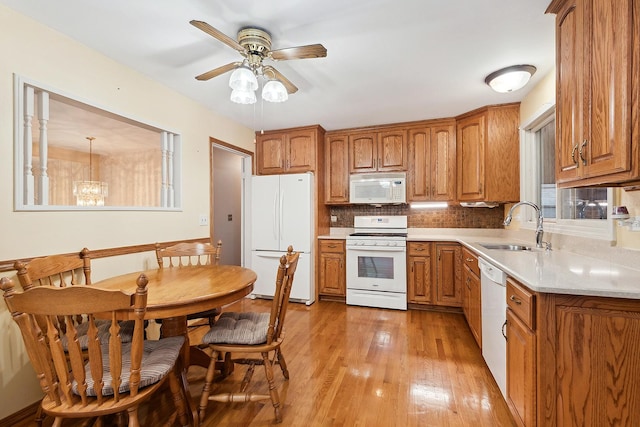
xmin=349 ymin=172 xmax=406 ymax=204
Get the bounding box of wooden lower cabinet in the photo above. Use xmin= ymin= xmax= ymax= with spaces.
xmin=463 ymin=263 xmax=481 ymax=347
xmin=407 ymin=242 xmax=433 ymax=304
xmin=506 ymin=277 xmax=640 ymax=426
xmin=318 ymin=240 xmax=345 ymax=298
xmin=506 ymin=307 xmax=536 ymax=427
xmin=434 ymin=243 xmax=462 ymax=307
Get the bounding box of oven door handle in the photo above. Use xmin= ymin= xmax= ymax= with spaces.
xmin=346 ymin=246 xmax=406 ymax=252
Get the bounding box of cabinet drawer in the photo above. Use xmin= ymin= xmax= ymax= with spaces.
xmin=507 ymin=277 xmax=535 ymax=330
xmin=462 ymin=247 xmax=479 ymax=276
xmin=408 ymin=242 xmax=431 ymax=256
xmin=319 ymin=239 xmax=344 ymax=253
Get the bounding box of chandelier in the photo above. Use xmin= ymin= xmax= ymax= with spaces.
xmin=229 ymin=62 xmax=288 ymax=104
xmin=73 ymin=136 xmax=108 ymax=206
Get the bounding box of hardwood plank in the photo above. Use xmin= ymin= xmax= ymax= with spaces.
xmin=21 ymin=299 xmax=515 ymax=426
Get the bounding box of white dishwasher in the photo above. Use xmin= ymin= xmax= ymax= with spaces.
xmin=479 ymin=257 xmax=507 ymax=399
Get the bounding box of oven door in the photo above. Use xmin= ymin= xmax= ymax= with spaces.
xmin=345 ymin=245 xmax=406 ymax=293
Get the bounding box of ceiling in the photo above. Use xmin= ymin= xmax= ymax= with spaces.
xmin=2 ymin=0 xmax=556 ymax=133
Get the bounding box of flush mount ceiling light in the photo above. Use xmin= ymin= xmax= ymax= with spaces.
xmin=485 ymin=64 xmax=537 ymax=93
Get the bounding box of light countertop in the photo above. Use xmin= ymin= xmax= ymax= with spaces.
xmin=319 ymin=228 xmax=640 ymax=299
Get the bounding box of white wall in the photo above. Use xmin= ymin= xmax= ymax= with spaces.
xmin=0 ymin=5 xmax=254 ymax=419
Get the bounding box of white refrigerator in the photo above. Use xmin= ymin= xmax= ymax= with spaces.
xmin=250 ymin=173 xmax=315 ymax=305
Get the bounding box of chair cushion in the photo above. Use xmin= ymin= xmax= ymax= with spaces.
xmin=73 ymin=336 xmax=184 ymax=396
xmin=202 ymin=312 xmax=270 ymax=345
xmin=61 ymin=320 xmax=135 ymax=351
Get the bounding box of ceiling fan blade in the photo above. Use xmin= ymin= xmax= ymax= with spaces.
xmin=190 ymin=20 xmax=245 ymax=54
xmin=263 ymin=66 xmax=298 ymax=94
xmin=195 ymin=62 xmax=241 ymax=81
xmin=270 ymin=44 xmax=327 ymax=61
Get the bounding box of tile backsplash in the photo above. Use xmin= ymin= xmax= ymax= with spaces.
xmin=330 ymin=205 xmax=505 ymax=228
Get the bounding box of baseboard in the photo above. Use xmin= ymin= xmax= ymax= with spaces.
xmin=0 ymin=400 xmax=39 ymax=427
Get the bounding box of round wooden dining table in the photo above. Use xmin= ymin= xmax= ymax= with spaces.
xmin=93 ymin=264 xmax=257 ymax=426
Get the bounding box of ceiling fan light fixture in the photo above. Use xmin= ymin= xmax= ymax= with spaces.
xmin=230 ymin=88 xmax=257 ymax=104
xmin=262 ymin=79 xmax=288 ymax=102
xmin=229 ymin=66 xmax=258 ymax=91
xmin=485 ymin=64 xmax=536 ymax=93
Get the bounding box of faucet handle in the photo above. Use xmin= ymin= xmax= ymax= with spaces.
xmin=543 ymin=241 xmax=552 ymax=252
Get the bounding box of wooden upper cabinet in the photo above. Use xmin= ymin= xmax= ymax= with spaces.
xmin=456 ymin=103 xmax=520 ymax=203
xmin=256 ymin=134 xmax=286 ymax=175
xmin=255 ymin=125 xmax=324 ymax=175
xmin=548 ymin=0 xmax=640 ymax=188
xmin=324 ymin=133 xmax=350 ymax=204
xmin=407 ymin=122 xmax=456 ymax=202
xmin=349 ymin=129 xmax=407 ymax=173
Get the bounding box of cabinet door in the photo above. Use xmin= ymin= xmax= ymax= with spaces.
xmin=407 ymin=127 xmax=431 ymax=201
xmin=286 ymin=130 xmax=316 ymax=173
xmin=555 ymin=0 xmax=582 ymax=182
xmin=506 ymin=309 xmax=536 ymax=427
xmin=319 ymin=252 xmax=345 ymax=296
xmin=408 ymin=255 xmax=432 ymax=304
xmin=464 ymin=266 xmax=482 ymax=348
xmin=581 ymin=0 xmax=633 ymax=179
xmin=256 ymin=133 xmax=286 ymax=175
xmin=378 ymin=129 xmax=407 ymax=171
xmin=430 ymin=124 xmax=456 ymax=201
xmin=325 ymin=134 xmax=349 ymax=203
xmin=435 ymin=243 xmax=462 ymax=306
xmin=456 ymin=115 xmax=485 ymax=201
xmin=349 ymin=133 xmax=378 ymax=172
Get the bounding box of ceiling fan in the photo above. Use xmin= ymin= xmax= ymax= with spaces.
xmin=190 ymin=20 xmax=327 ymax=96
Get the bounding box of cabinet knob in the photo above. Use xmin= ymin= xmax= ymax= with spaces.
xmin=465 ymin=258 xmax=474 ymax=262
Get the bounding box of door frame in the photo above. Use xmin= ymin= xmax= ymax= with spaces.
xmin=210 ymin=138 xmax=253 ymax=266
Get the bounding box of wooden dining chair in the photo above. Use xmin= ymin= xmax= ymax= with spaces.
xmin=198 ymin=245 xmax=300 ymax=424
xmin=14 ymin=249 xmax=135 ymax=348
xmin=1 ymin=274 xmax=189 ymax=427
xmin=155 ymin=240 xmax=223 ymax=327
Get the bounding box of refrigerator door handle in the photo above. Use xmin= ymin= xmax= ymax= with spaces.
xmin=272 ymin=190 xmax=279 ymax=241
xmin=254 ymin=252 xmax=285 ymax=259
xmin=279 ymin=189 xmax=285 ymax=242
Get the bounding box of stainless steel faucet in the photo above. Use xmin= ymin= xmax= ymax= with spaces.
xmin=503 ymin=201 xmax=546 ymax=249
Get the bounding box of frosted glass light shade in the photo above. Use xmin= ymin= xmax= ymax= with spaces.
xmin=229 ymin=66 xmax=258 ymax=91
xmin=262 ymin=80 xmax=288 ymax=102
xmin=485 ymin=65 xmax=536 ymax=93
xmin=230 ymin=88 xmax=257 ymax=104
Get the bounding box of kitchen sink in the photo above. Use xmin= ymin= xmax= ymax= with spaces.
xmin=478 ymin=243 xmax=532 ymax=251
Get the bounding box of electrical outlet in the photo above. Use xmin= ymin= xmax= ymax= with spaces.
xmin=330 ymin=215 xmax=337 ymax=223
xmin=198 ymin=214 xmax=209 ymax=226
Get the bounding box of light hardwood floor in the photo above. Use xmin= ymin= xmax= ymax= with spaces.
xmin=31 ymin=299 xmax=516 ymax=426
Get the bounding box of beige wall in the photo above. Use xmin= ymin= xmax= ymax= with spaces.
xmin=0 ymin=5 xmax=254 ymax=419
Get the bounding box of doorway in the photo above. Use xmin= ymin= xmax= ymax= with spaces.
xmin=211 ymin=139 xmax=252 ymax=266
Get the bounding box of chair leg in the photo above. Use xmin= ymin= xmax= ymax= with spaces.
xmin=276 ymin=349 xmax=290 ymax=380
xmin=34 ymin=405 xmax=45 ymax=427
xmin=199 ymin=349 xmax=219 ymax=422
xmin=126 ymin=406 xmax=140 ymax=427
xmin=262 ymin=352 xmax=282 ymax=423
